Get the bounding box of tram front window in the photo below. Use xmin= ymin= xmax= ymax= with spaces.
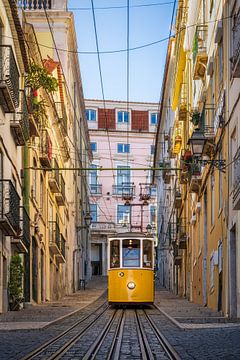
xmin=110 ymin=240 xmax=120 ymax=268
xmin=123 ymin=239 xmax=140 ymax=267
xmin=143 ymin=240 xmax=152 ymax=268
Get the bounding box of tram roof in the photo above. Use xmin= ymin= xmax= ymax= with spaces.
xmin=108 ymin=232 xmax=154 ymax=239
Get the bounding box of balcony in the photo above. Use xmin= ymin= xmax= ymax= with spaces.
xmin=55 ymin=234 xmax=66 ymax=264
xmin=49 ymin=221 xmax=61 ymax=256
xmin=178 ymin=220 xmax=187 ymax=250
xmin=39 ymin=129 xmax=52 ymax=168
xmin=90 ymin=184 xmax=102 ymax=195
xmin=55 ymin=174 xmax=65 ymax=206
xmin=174 ymin=187 xmax=182 ymax=209
xmin=48 ymin=159 xmax=60 ymax=193
xmin=139 ymin=183 xmax=151 ymax=202
xmin=202 ymin=126 xmax=215 ymax=156
xmin=112 ymin=184 xmax=134 ymax=198
xmin=161 ymin=160 xmax=171 ymax=184
xmin=55 ymin=102 xmax=68 ymax=137
xmin=10 ymin=90 xmax=30 ymax=146
xmin=231 ymin=8 xmax=240 ymax=77
xmin=17 ymin=0 xmax=52 ymax=9
xmin=0 ymin=45 xmax=19 ymax=113
xmin=192 ymin=25 xmax=208 ymax=80
xmin=233 ymin=147 xmax=240 ymax=210
xmin=0 ymin=180 xmax=20 ymax=236
xmin=189 ymin=164 xmax=202 ymax=193
xmin=90 ymin=222 xmax=116 ymax=234
xmin=11 ymin=207 xmax=30 ymax=253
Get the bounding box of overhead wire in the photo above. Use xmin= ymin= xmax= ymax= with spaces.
xmin=68 ymin=2 xmax=175 ymax=11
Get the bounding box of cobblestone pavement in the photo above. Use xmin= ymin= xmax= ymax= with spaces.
xmin=0 ymin=278 xmax=240 ymax=359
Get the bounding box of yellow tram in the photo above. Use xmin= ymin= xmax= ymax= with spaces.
xmin=108 ymin=232 xmax=155 ymax=304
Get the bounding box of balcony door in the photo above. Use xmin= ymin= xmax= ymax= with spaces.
xmin=117 ymin=166 xmax=130 ymax=193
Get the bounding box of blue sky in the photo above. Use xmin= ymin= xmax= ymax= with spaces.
xmin=68 ymin=0 xmax=175 ymax=103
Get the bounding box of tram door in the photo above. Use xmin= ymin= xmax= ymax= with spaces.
xmin=91 ymin=243 xmax=102 ymax=275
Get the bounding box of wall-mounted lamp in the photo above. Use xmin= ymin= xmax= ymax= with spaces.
xmin=77 ymin=211 xmax=92 ymax=231
xmin=188 ymin=129 xmax=226 ymax=172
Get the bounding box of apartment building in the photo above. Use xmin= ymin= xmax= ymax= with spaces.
xmin=154 ymin=0 xmax=236 ymax=316
xmin=85 ymin=99 xmax=158 ymax=276
xmin=0 ymin=0 xmax=91 ymax=313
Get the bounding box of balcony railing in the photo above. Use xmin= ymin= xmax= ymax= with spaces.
xmin=173 ymin=187 xmax=182 ymax=209
xmin=90 ymin=184 xmax=102 ymax=195
xmin=233 ymin=147 xmax=240 ymax=210
xmin=39 ymin=129 xmax=52 ymax=168
xmin=189 ymin=163 xmax=202 ymax=193
xmin=49 ymin=221 xmax=61 ymax=255
xmin=192 ymin=25 xmax=208 ymax=79
xmin=48 ymin=159 xmax=60 ymax=193
xmin=11 ymin=206 xmax=30 ymax=253
xmin=112 ymin=184 xmax=135 ymax=197
xmin=55 ymin=174 xmax=65 ymax=206
xmin=55 ymin=234 xmax=66 ymax=263
xmin=55 ymin=102 xmax=68 ymax=137
xmin=17 ymin=0 xmax=52 ymax=9
xmin=231 ymin=8 xmax=240 ymax=77
xmin=0 ymin=45 xmax=19 ymax=112
xmin=10 ymin=90 xmax=30 ymax=146
xmin=0 ymin=180 xmax=20 ymax=235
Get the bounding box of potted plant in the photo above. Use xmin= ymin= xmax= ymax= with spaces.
xmin=8 ymin=255 xmax=24 ymax=311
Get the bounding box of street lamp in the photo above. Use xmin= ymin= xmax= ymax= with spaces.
xmin=187 ymin=129 xmax=226 ymax=172
xmin=187 ymin=128 xmax=206 ymax=157
xmin=77 ymin=211 xmax=92 ymax=231
xmin=146 ymin=223 xmax=152 ymax=234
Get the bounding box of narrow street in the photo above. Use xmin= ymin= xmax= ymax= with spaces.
xmin=1 ymin=277 xmax=240 ymax=360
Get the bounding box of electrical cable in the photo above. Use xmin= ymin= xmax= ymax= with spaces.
xmin=68 ymin=2 xmax=175 ymax=11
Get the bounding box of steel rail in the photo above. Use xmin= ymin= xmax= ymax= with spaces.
xmin=82 ymin=309 xmax=123 ymax=360
xmin=144 ymin=307 xmax=182 ymax=360
xmin=135 ymin=310 xmax=155 ymax=360
xmin=21 ymin=301 xmax=109 ymax=360
xmin=110 ymin=310 xmax=125 ymax=360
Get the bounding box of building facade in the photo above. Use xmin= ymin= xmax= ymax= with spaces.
xmin=154 ymin=0 xmax=240 ymax=317
xmin=0 ymin=0 xmax=91 ymax=313
xmin=85 ymin=99 xmax=158 ymax=276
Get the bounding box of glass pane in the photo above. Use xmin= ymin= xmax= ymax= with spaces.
xmin=122 ymin=239 xmax=140 ymax=267
xmin=143 ymin=240 xmax=152 ymax=268
xmin=118 ymin=112 xmax=123 ymax=122
xmin=110 ymin=240 xmax=120 ymax=268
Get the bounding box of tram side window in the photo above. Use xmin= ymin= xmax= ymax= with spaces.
xmin=123 ymin=239 xmax=140 ymax=267
xmin=143 ymin=240 xmax=152 ymax=268
xmin=110 ymin=240 xmax=120 ymax=268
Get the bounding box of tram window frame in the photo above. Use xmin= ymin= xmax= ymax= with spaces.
xmin=122 ymin=239 xmax=140 ymax=268
xmin=110 ymin=240 xmax=120 ymax=269
xmin=142 ymin=239 xmax=153 ymax=268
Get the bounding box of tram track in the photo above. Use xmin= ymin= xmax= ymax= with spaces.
xmin=22 ymin=304 xmax=182 ymax=360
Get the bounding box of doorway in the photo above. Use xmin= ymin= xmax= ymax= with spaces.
xmin=91 ymin=243 xmax=102 ymax=275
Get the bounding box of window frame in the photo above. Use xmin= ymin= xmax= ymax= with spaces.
xmin=117 ymin=143 xmax=130 ymax=154
xmin=90 ymin=203 xmax=97 ymax=222
xmin=86 ymin=109 xmax=97 ymax=121
xmin=90 ymin=142 xmax=97 ymax=152
xmin=117 ymin=110 xmax=129 ymax=124
xmin=150 ymin=112 xmax=158 ymax=125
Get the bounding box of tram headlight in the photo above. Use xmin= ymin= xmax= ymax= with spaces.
xmin=127 ymin=282 xmax=136 ymax=290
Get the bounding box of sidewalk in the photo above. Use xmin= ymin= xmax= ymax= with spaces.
xmin=0 ymin=276 xmax=107 ymax=330
xmin=155 ymin=287 xmax=240 ymax=330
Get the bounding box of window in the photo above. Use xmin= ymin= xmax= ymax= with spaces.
xmin=143 ymin=240 xmax=153 ymax=268
xmin=150 ymin=145 xmax=155 ymax=155
xmin=110 ymin=240 xmax=120 ymax=268
xmin=117 ymin=204 xmax=130 ymax=224
xmin=118 ymin=111 xmax=129 ymax=123
xmin=90 ymin=204 xmax=97 ymax=222
xmin=32 ymin=158 xmax=37 ymax=201
xmin=210 ymin=254 xmax=214 ymax=289
xmin=117 ymin=166 xmax=131 ymax=193
xmin=150 ymin=113 xmax=158 ymax=125
xmin=219 ymin=41 xmax=223 ymax=84
xmin=122 ymin=239 xmax=140 ymax=267
xmin=40 ymin=175 xmax=44 ymax=214
xmin=211 ymin=173 xmax=215 ymax=226
xmin=86 ymin=109 xmax=96 ymax=121
xmin=117 ymin=143 xmax=130 ymax=153
xmin=219 ymin=151 xmax=223 ymax=209
xmin=91 ymin=142 xmax=97 ymax=152
xmin=89 ymin=165 xmax=98 ymax=193
xmin=151 ymin=186 xmax=157 ymax=197
xmin=150 ymin=205 xmax=156 ymax=225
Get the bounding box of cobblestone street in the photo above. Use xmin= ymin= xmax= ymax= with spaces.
xmin=0 ymin=277 xmax=240 ymax=359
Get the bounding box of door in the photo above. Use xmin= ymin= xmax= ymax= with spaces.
xmin=32 ymin=237 xmax=38 ymax=302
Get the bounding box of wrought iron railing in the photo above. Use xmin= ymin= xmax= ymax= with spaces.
xmin=59 ymin=173 xmax=65 ymax=199
xmin=112 ymin=184 xmax=135 ymax=196
xmin=49 ymin=221 xmax=61 ymax=249
xmin=55 ymin=102 xmax=68 ymax=136
xmin=231 ymin=8 xmax=240 ymax=76
xmin=90 ymin=184 xmax=102 ymax=195
xmin=49 ymin=158 xmax=60 ymax=187
xmin=17 ymin=0 xmax=52 ymax=9
xmin=11 ymin=90 xmax=30 ymax=143
xmin=0 ymin=45 xmax=19 ymax=111
xmin=0 ymin=180 xmax=20 ymax=233
xmin=60 ymin=234 xmax=66 ymax=258
xmin=233 ymin=147 xmax=240 ymax=205
xmin=40 ymin=129 xmax=52 ymax=161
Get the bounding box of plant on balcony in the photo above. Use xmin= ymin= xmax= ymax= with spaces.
xmin=8 ymin=255 xmax=24 ymax=311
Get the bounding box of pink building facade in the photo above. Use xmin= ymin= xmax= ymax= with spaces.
xmin=85 ymin=99 xmax=158 ymax=276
